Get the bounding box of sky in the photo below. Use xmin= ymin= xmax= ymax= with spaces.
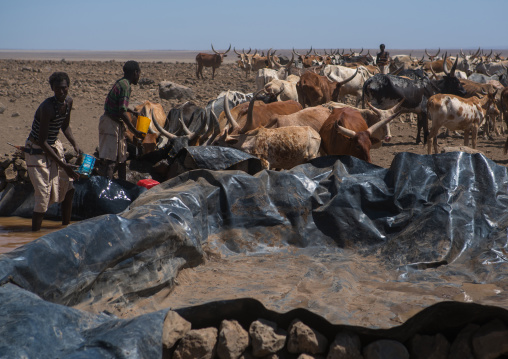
xmin=1 ymin=0 xmax=506 ymax=51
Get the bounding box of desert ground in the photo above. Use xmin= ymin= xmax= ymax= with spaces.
xmin=1 ymin=49 xmax=508 ymax=170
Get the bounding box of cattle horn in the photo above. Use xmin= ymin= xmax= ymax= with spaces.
xmin=460 ymin=49 xmax=466 ymax=58
xmin=243 ymin=89 xmax=265 ymax=133
xmin=286 ymin=52 xmax=295 ymax=70
xmin=389 ymin=64 xmax=404 ymax=76
xmin=269 ymin=51 xmax=281 ymax=69
xmin=487 ymin=49 xmax=493 ymax=58
xmin=443 ymin=52 xmax=450 ymax=75
xmin=234 ymin=47 xmax=241 ymax=56
xmin=223 ymin=90 xmax=241 ymax=132
xmin=337 ymin=68 xmax=359 ymax=86
xmin=425 ymin=48 xmax=440 ymax=59
xmin=224 ymin=44 xmax=231 ymax=54
xmin=292 ymin=48 xmax=302 ymax=57
xmin=246 ymin=48 xmax=252 ymax=54
xmin=367 ymin=110 xmax=403 ymax=136
xmin=472 ymin=47 xmax=481 ymax=58
xmin=151 ymin=111 xmax=177 ymax=139
xmin=359 ymin=48 xmax=364 ymax=55
xmin=306 ymin=47 xmax=313 ymax=56
xmin=211 ymin=43 xmax=219 ymax=54
xmin=178 ymin=115 xmax=191 ymax=135
xmin=335 ymin=122 xmax=357 ymax=138
xmin=429 ymin=62 xmax=438 ymax=79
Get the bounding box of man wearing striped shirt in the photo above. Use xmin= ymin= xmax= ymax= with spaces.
xmin=25 ymin=72 xmax=81 ymax=231
xmin=98 ymin=60 xmax=143 ymax=180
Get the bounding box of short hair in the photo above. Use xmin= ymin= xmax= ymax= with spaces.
xmin=380 ymin=44 xmax=385 ymax=48
xmin=123 ymin=60 xmax=140 ymax=75
xmin=49 ymin=72 xmax=70 ymax=88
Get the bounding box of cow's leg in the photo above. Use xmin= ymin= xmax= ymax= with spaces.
xmin=472 ymin=125 xmax=478 ymax=149
xmin=427 ymin=124 xmax=440 ymax=154
xmin=212 ymin=67 xmax=216 ymax=80
xmin=464 ymin=128 xmax=470 ymax=147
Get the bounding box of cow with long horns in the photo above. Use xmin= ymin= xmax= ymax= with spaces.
xmin=195 ymin=44 xmax=231 ymax=80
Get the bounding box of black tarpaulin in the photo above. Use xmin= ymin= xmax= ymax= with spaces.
xmin=0 ymin=152 xmax=508 ymax=357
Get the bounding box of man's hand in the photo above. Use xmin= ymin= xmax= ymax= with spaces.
xmin=63 ymin=164 xmax=80 ymax=180
xmin=74 ymin=145 xmax=82 ymax=155
xmin=134 ymin=129 xmax=145 ymax=139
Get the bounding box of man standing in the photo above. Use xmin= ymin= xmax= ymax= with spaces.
xmin=25 ymin=72 xmax=81 ymax=231
xmin=98 ymin=60 xmax=143 ymax=180
xmin=376 ymin=44 xmax=390 ymax=74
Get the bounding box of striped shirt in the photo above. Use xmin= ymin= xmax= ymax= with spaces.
xmin=104 ymin=78 xmax=131 ymax=117
xmin=29 ymin=97 xmax=69 ymax=145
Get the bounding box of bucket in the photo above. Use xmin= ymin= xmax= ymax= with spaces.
xmin=76 ymin=154 xmax=96 ymax=176
xmin=136 ymin=115 xmax=151 ymax=135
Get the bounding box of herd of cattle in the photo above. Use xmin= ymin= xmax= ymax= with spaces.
xmin=128 ymin=45 xmax=508 ymax=174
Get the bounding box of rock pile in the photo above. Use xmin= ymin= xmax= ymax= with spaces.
xmin=162 ymin=311 xmax=508 ymax=359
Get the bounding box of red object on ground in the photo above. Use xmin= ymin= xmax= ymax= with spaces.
xmin=137 ymin=179 xmax=160 ymax=190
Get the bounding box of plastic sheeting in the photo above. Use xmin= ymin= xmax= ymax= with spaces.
xmin=0 ymin=152 xmax=508 ymax=357
xmin=0 ymin=176 xmax=146 ymax=220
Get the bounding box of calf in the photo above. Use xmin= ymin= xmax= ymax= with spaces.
xmin=427 ymin=91 xmax=497 ymax=154
xmin=319 ymin=107 xmax=401 ymax=163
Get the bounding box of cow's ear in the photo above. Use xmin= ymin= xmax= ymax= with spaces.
xmin=223 ymin=54 xmax=227 ymax=57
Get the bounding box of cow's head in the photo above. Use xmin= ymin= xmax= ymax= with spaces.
xmin=438 ymin=53 xmax=467 ymax=97
xmin=211 ymin=43 xmax=231 ymax=63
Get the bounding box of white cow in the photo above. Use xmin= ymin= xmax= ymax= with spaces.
xmin=263 ymin=76 xmax=300 ymax=102
xmin=322 ymin=65 xmax=374 ymax=106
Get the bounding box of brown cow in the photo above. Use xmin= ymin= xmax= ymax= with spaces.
xmin=125 ymin=101 xmax=168 ymax=155
xmin=296 ymin=69 xmax=358 ymax=108
xmin=319 ymin=107 xmax=401 ymax=163
xmin=221 ymin=90 xmax=303 ymax=135
xmin=195 ymin=44 xmax=231 ymax=80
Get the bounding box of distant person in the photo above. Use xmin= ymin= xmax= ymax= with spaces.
xmin=98 ymin=60 xmax=143 ymax=180
xmin=376 ymin=44 xmax=390 ymax=74
xmin=25 ymin=72 xmax=81 ymax=231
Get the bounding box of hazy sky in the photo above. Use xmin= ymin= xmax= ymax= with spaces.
xmin=1 ymin=0 xmax=506 ymax=51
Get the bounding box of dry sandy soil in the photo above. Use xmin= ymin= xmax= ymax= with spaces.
xmin=1 ymin=49 xmax=508 ymax=170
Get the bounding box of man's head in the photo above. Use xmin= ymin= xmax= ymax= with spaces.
xmin=123 ymin=60 xmax=141 ymax=85
xmin=380 ymin=44 xmax=385 ymax=51
xmin=49 ymin=72 xmax=70 ymax=102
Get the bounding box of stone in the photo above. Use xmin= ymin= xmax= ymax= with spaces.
xmin=13 ymin=158 xmax=27 ymax=171
xmin=217 ymin=319 xmax=249 ymax=359
xmin=287 ymin=319 xmax=328 ymax=355
xmin=11 ymin=112 xmax=20 ymax=117
xmin=161 ymin=310 xmax=191 ymax=350
xmin=327 ymin=331 xmax=362 ymax=359
xmin=158 ymin=81 xmax=194 ymax=100
xmin=363 ymin=339 xmax=409 ymax=359
xmin=173 ymin=327 xmax=218 ymax=359
xmin=0 ymin=103 xmax=6 ymax=114
xmin=409 ymin=333 xmax=449 ymax=359
xmin=472 ymin=319 xmax=508 ymax=359
xmin=448 ymin=323 xmax=479 ymax=359
xmin=4 ymin=163 xmax=17 ymax=182
xmin=249 ymin=319 xmax=287 ymax=357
